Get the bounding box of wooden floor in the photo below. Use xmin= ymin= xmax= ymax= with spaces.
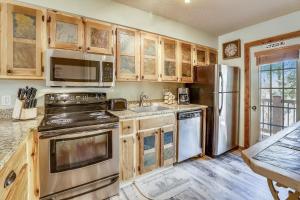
xmin=112 ymin=150 xmax=288 ymax=200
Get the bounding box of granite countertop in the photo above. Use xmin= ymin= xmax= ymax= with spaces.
xmin=109 ymin=103 xmax=207 ymax=120
xmin=0 ymin=117 xmax=42 ymax=171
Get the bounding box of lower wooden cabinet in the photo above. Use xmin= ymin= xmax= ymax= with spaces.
xmin=119 ymin=136 xmax=135 ymax=181
xmin=160 ymin=125 xmax=176 ymax=167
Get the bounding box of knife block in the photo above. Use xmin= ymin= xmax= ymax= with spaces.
xmin=12 ymin=99 xmax=37 ymax=120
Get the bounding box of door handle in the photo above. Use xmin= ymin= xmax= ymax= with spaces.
xmin=219 ymin=72 xmax=224 ymax=114
xmin=251 ymin=106 xmax=257 ymax=111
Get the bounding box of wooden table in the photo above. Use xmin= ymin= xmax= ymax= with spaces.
xmin=242 ymin=122 xmax=300 ymax=200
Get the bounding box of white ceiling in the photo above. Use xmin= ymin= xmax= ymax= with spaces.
xmin=113 ymin=0 xmax=300 ymax=36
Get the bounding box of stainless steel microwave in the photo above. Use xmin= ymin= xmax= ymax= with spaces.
xmin=45 ymin=49 xmax=115 ymax=87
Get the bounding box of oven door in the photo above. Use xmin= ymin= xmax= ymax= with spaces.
xmin=46 ymin=49 xmax=101 ymax=87
xmin=39 ymin=123 xmax=119 ymax=198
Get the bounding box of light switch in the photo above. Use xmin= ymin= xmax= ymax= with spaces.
xmin=1 ymin=95 xmax=11 ymax=106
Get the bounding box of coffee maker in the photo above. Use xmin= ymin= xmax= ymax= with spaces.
xmin=178 ymin=88 xmax=190 ymax=105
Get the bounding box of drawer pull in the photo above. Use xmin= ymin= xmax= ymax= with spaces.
xmin=127 ymin=126 xmax=131 ymax=129
xmin=4 ymin=171 xmax=16 ymax=188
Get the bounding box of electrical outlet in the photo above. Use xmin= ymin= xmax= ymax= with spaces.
xmin=1 ymin=95 xmax=11 ymax=106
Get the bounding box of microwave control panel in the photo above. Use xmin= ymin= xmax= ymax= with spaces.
xmin=102 ymin=62 xmax=114 ymax=82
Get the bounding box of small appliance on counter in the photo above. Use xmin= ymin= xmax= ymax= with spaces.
xmin=178 ymin=88 xmax=190 ymax=105
xmin=12 ymin=86 xmax=38 ymax=120
xmin=108 ymin=98 xmax=127 ymax=111
xmin=163 ymin=90 xmax=176 ymax=105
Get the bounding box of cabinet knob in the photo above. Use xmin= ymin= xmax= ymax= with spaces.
xmin=7 ymin=69 xmax=12 ymax=74
xmin=123 ymin=139 xmax=127 ymax=143
xmin=87 ymin=47 xmax=90 ymax=50
xmin=141 ymin=75 xmax=144 ymax=79
xmin=4 ymin=171 xmax=16 ymax=188
xmin=160 ymin=74 xmax=162 ymax=78
xmin=136 ymin=75 xmax=139 ymax=79
xmin=127 ymin=126 xmax=131 ymax=129
xmin=78 ymin=46 xmax=82 ymax=50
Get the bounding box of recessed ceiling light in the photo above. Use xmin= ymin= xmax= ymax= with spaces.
xmin=185 ymin=0 xmax=191 ymax=4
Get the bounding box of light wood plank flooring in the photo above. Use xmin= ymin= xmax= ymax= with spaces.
xmin=112 ymin=150 xmax=288 ymax=200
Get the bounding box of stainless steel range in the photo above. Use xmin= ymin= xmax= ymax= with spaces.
xmin=38 ymin=93 xmax=119 ymax=200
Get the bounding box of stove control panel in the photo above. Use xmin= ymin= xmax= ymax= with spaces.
xmin=45 ymin=93 xmax=106 ymax=105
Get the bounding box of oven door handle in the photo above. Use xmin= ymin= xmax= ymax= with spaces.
xmin=39 ymin=123 xmax=119 ymax=139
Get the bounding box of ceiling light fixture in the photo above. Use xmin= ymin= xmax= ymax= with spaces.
xmin=185 ymin=0 xmax=191 ymax=4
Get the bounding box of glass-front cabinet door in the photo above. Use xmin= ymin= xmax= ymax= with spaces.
xmin=138 ymin=129 xmax=159 ymax=174
xmin=116 ymin=27 xmax=140 ymax=81
xmin=140 ymin=32 xmax=159 ymax=81
xmin=179 ymin=42 xmax=194 ymax=83
xmin=6 ymin=4 xmax=44 ymax=76
xmin=84 ymin=19 xmax=113 ymax=55
xmin=48 ymin=11 xmax=84 ymax=51
xmin=195 ymin=46 xmax=208 ymax=66
xmin=209 ymin=49 xmax=218 ymax=65
xmin=160 ymin=125 xmax=176 ymax=166
xmin=160 ymin=37 xmax=178 ymax=81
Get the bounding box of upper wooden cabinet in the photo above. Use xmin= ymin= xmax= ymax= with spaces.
xmin=6 ymin=4 xmax=44 ymax=77
xmin=116 ymin=27 xmax=140 ymax=81
xmin=48 ymin=11 xmax=84 ymax=51
xmin=160 ymin=37 xmax=178 ymax=82
xmin=208 ymin=49 xmax=218 ymax=65
xmin=84 ymin=19 xmax=113 ymax=54
xmin=179 ymin=42 xmax=194 ymax=83
xmin=195 ymin=45 xmax=208 ymax=66
xmin=140 ymin=32 xmax=159 ymax=81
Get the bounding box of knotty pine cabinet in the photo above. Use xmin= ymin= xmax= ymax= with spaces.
xmin=160 ymin=125 xmax=176 ymax=166
xmin=208 ymin=49 xmax=218 ymax=65
xmin=160 ymin=37 xmax=178 ymax=82
xmin=48 ymin=11 xmax=84 ymax=51
xmin=179 ymin=42 xmax=194 ymax=83
xmin=116 ymin=27 xmax=140 ymax=81
xmin=195 ymin=45 xmax=208 ymax=66
xmin=140 ymin=32 xmax=159 ymax=81
xmin=1 ymin=3 xmax=45 ymax=78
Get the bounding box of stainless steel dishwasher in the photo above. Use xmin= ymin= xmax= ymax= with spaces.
xmin=177 ymin=110 xmax=202 ymax=162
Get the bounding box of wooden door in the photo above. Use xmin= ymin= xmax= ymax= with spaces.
xmin=120 ymin=136 xmax=135 ymax=181
xmin=48 ymin=11 xmax=84 ymax=51
xmin=84 ymin=19 xmax=113 ymax=55
xmin=140 ymin=32 xmax=159 ymax=81
xmin=179 ymin=42 xmax=193 ymax=83
xmin=116 ymin=27 xmax=140 ymax=81
xmin=195 ymin=46 xmax=208 ymax=66
xmin=138 ymin=129 xmax=160 ymax=174
xmin=6 ymin=4 xmax=43 ymax=77
xmin=160 ymin=37 xmax=178 ymax=81
xmin=208 ymin=49 xmax=218 ymax=65
xmin=160 ymin=125 xmax=176 ymax=166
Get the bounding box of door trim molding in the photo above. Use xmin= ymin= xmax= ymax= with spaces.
xmin=244 ymin=30 xmax=300 ymax=148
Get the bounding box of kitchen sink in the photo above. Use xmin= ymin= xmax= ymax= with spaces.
xmin=130 ymin=106 xmax=170 ymax=113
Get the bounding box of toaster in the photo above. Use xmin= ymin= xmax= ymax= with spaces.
xmin=108 ymin=98 xmax=127 ymax=111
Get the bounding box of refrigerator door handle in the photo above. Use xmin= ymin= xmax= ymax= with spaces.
xmin=219 ymin=72 xmax=224 ymax=114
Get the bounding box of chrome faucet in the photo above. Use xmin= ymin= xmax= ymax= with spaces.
xmin=139 ymin=92 xmax=152 ymax=107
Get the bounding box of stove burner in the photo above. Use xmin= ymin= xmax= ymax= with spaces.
xmin=96 ymin=115 xmax=110 ymax=120
xmin=89 ymin=112 xmax=106 ymax=117
xmin=48 ymin=118 xmax=73 ymax=125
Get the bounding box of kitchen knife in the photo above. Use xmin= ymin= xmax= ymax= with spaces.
xmin=17 ymin=88 xmax=21 ymax=100
xmin=29 ymin=88 xmax=37 ymax=99
xmin=33 ymin=99 xmax=37 ymax=108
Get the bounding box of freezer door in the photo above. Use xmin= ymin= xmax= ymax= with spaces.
xmin=218 ymin=65 xmax=240 ymax=93
xmin=213 ymin=92 xmax=239 ymax=156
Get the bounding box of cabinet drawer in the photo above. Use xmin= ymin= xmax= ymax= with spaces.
xmin=138 ymin=114 xmax=175 ymax=130
xmin=0 ymin=143 xmax=27 ymax=200
xmin=121 ymin=120 xmax=135 ymax=135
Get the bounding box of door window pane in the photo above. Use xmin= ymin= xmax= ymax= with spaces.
xmin=56 ymin=21 xmax=78 ymax=44
xmin=284 ymin=69 xmax=296 ymax=88
xmin=13 ymin=13 xmax=36 ymax=39
xmin=90 ymin=28 xmax=109 ymax=49
xmin=120 ymin=32 xmax=134 ymax=55
xmin=182 ymin=44 xmax=191 ymax=61
xmin=164 ymin=61 xmax=176 ymax=76
xmin=120 ymin=56 xmax=135 ymax=74
xmin=260 ymin=71 xmax=270 ymax=88
xmin=182 ymin=63 xmax=192 ymax=77
xmin=144 ymin=58 xmax=156 ymax=75
xmin=271 ymin=70 xmax=283 ymax=88
xmin=144 ymin=39 xmax=156 ymax=56
xmin=13 ymin=42 xmax=36 ymax=68
xmin=164 ymin=42 xmax=175 ymax=59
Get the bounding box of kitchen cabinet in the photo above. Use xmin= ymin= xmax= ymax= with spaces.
xmin=138 ymin=129 xmax=160 ymax=174
xmin=84 ymin=19 xmax=113 ymax=55
xmin=160 ymin=125 xmax=176 ymax=166
xmin=116 ymin=27 xmax=140 ymax=81
xmin=179 ymin=42 xmax=194 ymax=83
xmin=160 ymin=37 xmax=178 ymax=81
xmin=0 ymin=131 xmax=39 ymax=200
xmin=48 ymin=11 xmax=84 ymax=51
xmin=5 ymin=4 xmax=44 ymax=77
xmin=120 ymin=136 xmax=135 ymax=181
xmin=195 ymin=45 xmax=208 ymax=66
xmin=208 ymin=49 xmax=218 ymax=65
xmin=140 ymin=32 xmax=159 ymax=81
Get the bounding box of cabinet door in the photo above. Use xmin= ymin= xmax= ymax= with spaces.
xmin=160 ymin=37 xmax=178 ymax=81
xmin=160 ymin=125 xmax=176 ymax=166
xmin=138 ymin=129 xmax=160 ymax=174
xmin=195 ymin=46 xmax=208 ymax=66
xmin=116 ymin=27 xmax=140 ymax=81
xmin=48 ymin=11 xmax=84 ymax=51
xmin=179 ymin=42 xmax=193 ymax=83
xmin=120 ymin=136 xmax=135 ymax=181
xmin=208 ymin=49 xmax=218 ymax=65
xmin=140 ymin=32 xmax=159 ymax=81
xmin=85 ymin=19 xmax=113 ymax=55
xmin=7 ymin=4 xmax=43 ymax=77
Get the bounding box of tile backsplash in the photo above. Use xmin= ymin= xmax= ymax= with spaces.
xmin=0 ymin=79 xmax=183 ymax=109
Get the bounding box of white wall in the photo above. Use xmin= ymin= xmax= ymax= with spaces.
xmin=18 ymin=0 xmax=217 ymax=48
xmin=218 ymin=10 xmax=300 ymax=147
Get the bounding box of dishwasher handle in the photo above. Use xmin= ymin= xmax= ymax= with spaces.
xmin=178 ymin=110 xmax=202 ymax=120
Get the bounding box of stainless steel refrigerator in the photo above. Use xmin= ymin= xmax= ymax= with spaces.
xmin=187 ymin=64 xmax=240 ymax=156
